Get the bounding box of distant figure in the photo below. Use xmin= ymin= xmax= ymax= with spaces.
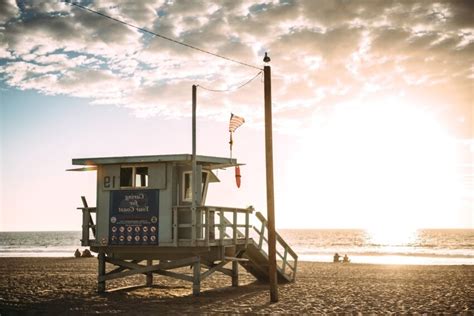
xmin=74 ymin=249 xmax=81 ymax=258
xmin=81 ymin=249 xmax=93 ymax=258
xmin=333 ymin=252 xmax=340 ymax=263
xmin=343 ymin=254 xmax=350 ymax=263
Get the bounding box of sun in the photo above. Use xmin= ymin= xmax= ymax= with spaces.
xmin=281 ymin=95 xmax=461 ymax=234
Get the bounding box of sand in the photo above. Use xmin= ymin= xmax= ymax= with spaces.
xmin=0 ymin=257 xmax=473 ymax=315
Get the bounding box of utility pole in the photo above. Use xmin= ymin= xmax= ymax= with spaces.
xmin=192 ymin=85 xmax=198 ymax=243
xmin=263 ymin=53 xmax=278 ymax=302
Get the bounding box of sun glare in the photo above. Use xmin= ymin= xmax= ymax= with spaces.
xmin=367 ymin=226 xmax=417 ymax=246
xmin=282 ymin=96 xmax=461 ymax=236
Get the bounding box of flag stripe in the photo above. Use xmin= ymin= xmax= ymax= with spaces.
xmin=229 ymin=113 xmax=245 ymax=132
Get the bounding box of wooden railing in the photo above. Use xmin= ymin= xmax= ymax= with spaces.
xmin=172 ymin=206 xmax=253 ymax=247
xmin=78 ymin=196 xmax=96 ymax=246
xmin=253 ymin=211 xmax=298 ymax=282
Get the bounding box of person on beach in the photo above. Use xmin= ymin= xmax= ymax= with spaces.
xmin=333 ymin=252 xmax=340 ymax=263
xmin=343 ymin=254 xmax=350 ymax=263
xmin=74 ymin=249 xmax=81 ymax=258
xmin=81 ymin=249 xmax=93 ymax=257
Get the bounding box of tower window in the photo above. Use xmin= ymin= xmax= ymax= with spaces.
xmin=120 ymin=166 xmax=148 ymax=188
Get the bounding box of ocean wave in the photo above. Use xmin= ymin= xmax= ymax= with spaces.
xmin=297 ymin=249 xmax=474 ymax=259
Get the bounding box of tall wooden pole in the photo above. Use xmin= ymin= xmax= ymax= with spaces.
xmin=192 ymin=84 xmax=197 ymax=207
xmin=264 ymin=64 xmax=278 ymax=302
xmin=192 ymin=85 xmax=198 ymax=243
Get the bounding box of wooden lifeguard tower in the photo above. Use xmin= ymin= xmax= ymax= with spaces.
xmin=71 ymin=153 xmax=297 ymax=295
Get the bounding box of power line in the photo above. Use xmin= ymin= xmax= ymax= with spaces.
xmin=65 ymin=1 xmax=262 ymax=70
xmin=198 ymin=71 xmax=262 ymax=93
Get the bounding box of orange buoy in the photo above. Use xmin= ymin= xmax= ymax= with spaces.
xmin=235 ymin=166 xmax=241 ymax=188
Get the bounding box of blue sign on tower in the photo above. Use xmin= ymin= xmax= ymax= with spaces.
xmin=109 ymin=189 xmax=159 ymax=245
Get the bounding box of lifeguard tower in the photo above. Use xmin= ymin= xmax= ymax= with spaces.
xmin=71 ymin=153 xmax=297 ymax=295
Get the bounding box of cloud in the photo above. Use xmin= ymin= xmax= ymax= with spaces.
xmin=0 ymin=0 xmax=472 ymax=139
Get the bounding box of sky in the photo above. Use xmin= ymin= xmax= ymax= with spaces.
xmin=0 ymin=0 xmax=473 ymax=231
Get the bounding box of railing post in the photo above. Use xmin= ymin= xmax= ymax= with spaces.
xmin=282 ymin=248 xmax=288 ymax=274
xmin=219 ymin=210 xmax=225 ymax=242
xmin=205 ymin=208 xmax=210 ymax=246
xmin=258 ymin=221 xmax=265 ymax=250
xmin=233 ymin=210 xmax=237 ymax=244
xmin=245 ymin=210 xmax=249 ymax=246
xmin=82 ymin=208 xmax=90 ymax=246
xmin=191 ymin=207 xmax=196 ymax=246
xmin=173 ymin=207 xmax=178 ymax=247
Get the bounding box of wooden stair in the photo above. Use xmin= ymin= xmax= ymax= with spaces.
xmin=238 ymin=212 xmax=297 ymax=283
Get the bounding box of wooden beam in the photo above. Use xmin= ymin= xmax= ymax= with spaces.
xmin=106 ymin=260 xmax=142 ymax=275
xmin=154 ymin=270 xmax=193 ymax=282
xmin=215 ymin=266 xmax=233 ymax=277
xmin=100 ymin=257 xmax=200 ymax=282
xmin=201 ymin=261 xmax=228 ymax=280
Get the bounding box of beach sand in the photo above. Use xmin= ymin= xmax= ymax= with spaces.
xmin=0 ymin=257 xmax=473 ymax=315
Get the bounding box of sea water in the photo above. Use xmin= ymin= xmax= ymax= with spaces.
xmin=278 ymin=229 xmax=474 ymax=265
xmin=0 ymin=229 xmax=473 ymax=265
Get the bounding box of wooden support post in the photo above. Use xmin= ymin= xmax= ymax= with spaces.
xmin=232 ymin=260 xmax=239 ymax=287
xmin=98 ymin=251 xmax=106 ymax=293
xmin=264 ymin=63 xmax=279 ymax=302
xmin=146 ymin=259 xmax=153 ymax=286
xmin=193 ymin=257 xmax=201 ymax=296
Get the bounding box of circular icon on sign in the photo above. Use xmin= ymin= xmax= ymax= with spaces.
xmin=150 ymin=226 xmax=156 ymax=233
xmin=110 ymin=217 xmax=117 ymax=224
xmin=143 ymin=226 xmax=148 ymax=233
xmin=111 ymin=235 xmax=117 ymax=241
xmin=127 ymin=235 xmax=132 ymax=242
xmin=112 ymin=226 xmax=117 ymax=232
xmin=119 ymin=226 xmax=125 ymax=233
xmin=127 ymin=226 xmax=133 ymax=233
xmin=135 ymin=235 xmax=140 ymax=241
xmin=151 ymin=216 xmax=158 ymax=224
xmin=119 ymin=235 xmax=125 ymax=242
xmin=150 ymin=236 xmax=156 ymax=242
xmin=143 ymin=236 xmax=148 ymax=242
xmin=135 ymin=226 xmax=140 ymax=232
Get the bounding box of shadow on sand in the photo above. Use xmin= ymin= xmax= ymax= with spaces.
xmin=1 ymin=281 xmax=273 ymax=315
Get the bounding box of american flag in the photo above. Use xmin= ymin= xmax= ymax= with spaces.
xmin=229 ymin=113 xmax=245 ymax=132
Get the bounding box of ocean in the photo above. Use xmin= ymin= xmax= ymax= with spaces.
xmin=0 ymin=229 xmax=473 ymax=265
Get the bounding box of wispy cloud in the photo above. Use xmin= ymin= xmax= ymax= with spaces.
xmin=0 ymin=0 xmax=472 ymax=137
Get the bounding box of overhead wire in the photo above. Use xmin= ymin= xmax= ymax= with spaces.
xmin=65 ymin=1 xmax=262 ymax=71
xmin=198 ymin=71 xmax=263 ymax=93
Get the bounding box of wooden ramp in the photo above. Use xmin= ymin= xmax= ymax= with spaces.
xmin=238 ymin=212 xmax=298 ymax=283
